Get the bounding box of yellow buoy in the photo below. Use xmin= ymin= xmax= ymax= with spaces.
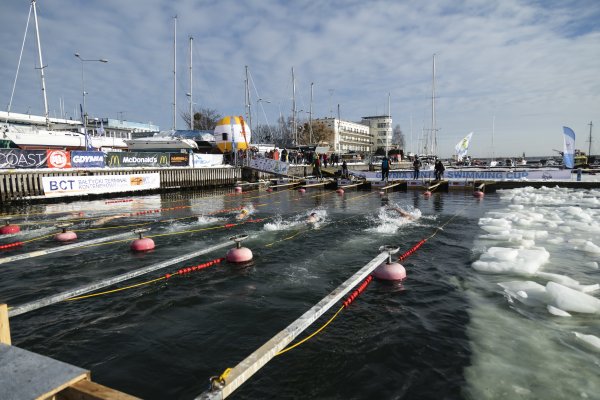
xmin=214 ymin=116 xmax=252 ymax=153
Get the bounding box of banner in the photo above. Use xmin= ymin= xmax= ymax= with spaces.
xmin=562 ymin=127 xmax=575 ymax=168
xmin=455 ymin=132 xmax=473 ymax=161
xmin=71 ymin=151 xmax=106 ymax=168
xmin=0 ymin=149 xmax=47 ymax=169
xmin=106 ymin=152 xmax=170 ymax=168
xmin=349 ymin=169 xmax=572 ymax=182
xmin=46 ymin=150 xmax=71 ymax=169
xmin=42 ymin=173 xmax=160 ymax=197
xmin=249 ymin=158 xmax=289 ymax=175
xmin=169 ymin=153 xmax=190 ymax=167
xmin=191 ymin=154 xmax=224 ymax=167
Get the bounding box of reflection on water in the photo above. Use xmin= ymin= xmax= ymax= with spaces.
xmin=0 ymin=187 xmax=594 ymax=399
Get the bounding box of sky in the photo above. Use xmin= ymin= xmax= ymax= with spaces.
xmin=1 ymin=0 xmax=599 ymax=158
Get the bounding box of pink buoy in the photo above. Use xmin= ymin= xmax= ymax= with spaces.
xmin=55 ymin=231 xmax=77 ymax=242
xmin=336 ymin=188 xmax=344 ymax=195
xmin=423 ymin=191 xmax=432 ymax=197
xmin=372 ymin=261 xmax=407 ymax=281
xmin=226 ymin=234 xmax=253 ymax=263
xmin=0 ymin=222 xmax=20 ymax=235
xmin=234 ymin=186 xmax=242 ymax=193
xmin=298 ymin=188 xmax=306 ymax=193
xmin=267 ymin=187 xmax=273 ymax=192
xmin=379 ymin=191 xmax=385 ymax=196
xmin=473 ymin=190 xmax=484 ymax=198
xmin=131 ymin=237 xmax=155 ymax=251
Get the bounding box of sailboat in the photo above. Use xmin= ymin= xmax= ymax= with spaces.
xmin=1 ymin=0 xmax=127 ymax=151
xmin=418 ymin=54 xmax=438 ymax=169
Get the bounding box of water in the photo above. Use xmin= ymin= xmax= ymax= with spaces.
xmin=0 ymin=186 xmax=598 ymax=399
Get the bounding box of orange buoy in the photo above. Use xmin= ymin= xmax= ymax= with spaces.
xmin=131 ymin=228 xmax=155 ymax=251
xmin=226 ymin=234 xmax=253 ymax=263
xmin=0 ymin=221 xmax=20 ymax=235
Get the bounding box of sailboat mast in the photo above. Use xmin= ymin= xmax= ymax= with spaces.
xmin=588 ymin=121 xmax=593 ymax=157
xmin=245 ymin=66 xmax=251 ymax=131
xmin=387 ymin=92 xmax=391 ymax=156
xmin=309 ymin=82 xmax=313 ymax=144
xmin=32 ymin=0 xmax=49 ymax=128
xmin=431 ymin=53 xmax=436 ymax=155
xmin=189 ymin=36 xmax=193 ymax=130
xmin=492 ymin=115 xmax=495 ymax=161
xmin=292 ymin=67 xmax=296 ymax=145
xmin=173 ymin=15 xmax=177 ymax=131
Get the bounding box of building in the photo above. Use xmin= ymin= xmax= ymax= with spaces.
xmin=361 ymin=115 xmax=393 ymax=151
xmin=313 ymin=117 xmax=372 ymax=153
xmin=87 ymin=117 xmax=159 ymax=139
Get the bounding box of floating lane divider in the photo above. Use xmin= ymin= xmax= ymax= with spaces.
xmin=8 ymin=237 xmax=237 ymax=317
xmin=196 ymin=245 xmax=397 ymax=400
xmin=0 ymin=231 xmax=137 ymax=266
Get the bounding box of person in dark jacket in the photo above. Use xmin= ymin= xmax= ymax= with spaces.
xmin=434 ymin=160 xmax=445 ymax=180
xmin=413 ymin=157 xmax=422 ymax=179
xmin=381 ymin=156 xmax=390 ymax=182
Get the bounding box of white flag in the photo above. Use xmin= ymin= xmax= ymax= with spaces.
xmin=455 ymin=132 xmax=473 ymax=161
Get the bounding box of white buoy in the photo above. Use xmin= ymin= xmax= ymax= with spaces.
xmin=226 ymin=234 xmax=253 ymax=263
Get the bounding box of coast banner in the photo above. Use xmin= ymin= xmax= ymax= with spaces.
xmin=562 ymin=127 xmax=575 ymax=168
xmin=42 ymin=173 xmax=160 ymax=197
xmin=350 ymin=169 xmax=572 ymax=182
xmin=71 ymin=151 xmax=106 ymax=168
xmin=106 ymin=152 xmax=170 ymax=168
xmin=0 ymin=149 xmax=48 ymax=169
xmin=169 ymin=153 xmax=190 ymax=167
xmin=46 ymin=150 xmax=71 ymax=169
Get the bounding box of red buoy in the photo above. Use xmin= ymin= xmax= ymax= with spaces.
xmin=0 ymin=222 xmax=20 ymax=235
xmin=55 ymin=231 xmax=77 ymax=242
xmin=473 ymin=190 xmax=484 ymax=198
xmin=373 ymin=262 xmax=407 ymax=281
xmin=131 ymin=228 xmax=155 ymax=251
xmin=226 ymin=234 xmax=253 ymax=263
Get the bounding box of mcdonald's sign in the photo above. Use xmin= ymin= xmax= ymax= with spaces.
xmin=106 ymin=152 xmax=170 ymax=167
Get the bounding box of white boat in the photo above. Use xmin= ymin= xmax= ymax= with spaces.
xmin=2 ymin=0 xmax=127 ymax=151
xmin=124 ymin=131 xmax=198 ymax=152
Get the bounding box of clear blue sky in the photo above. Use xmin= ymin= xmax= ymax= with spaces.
xmin=1 ymin=0 xmax=599 ymax=157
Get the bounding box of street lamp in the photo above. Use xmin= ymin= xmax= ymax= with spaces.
xmin=74 ymin=53 xmax=108 ymax=140
xmin=255 ymin=98 xmax=271 ymax=144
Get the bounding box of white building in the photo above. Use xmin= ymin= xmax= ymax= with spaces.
xmin=361 ymin=115 xmax=392 ymax=151
xmin=313 ymin=117 xmax=372 ymax=153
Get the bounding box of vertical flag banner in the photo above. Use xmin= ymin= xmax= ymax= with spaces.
xmin=455 ymin=132 xmax=473 ymax=161
xmin=562 ymin=126 xmax=575 ymax=168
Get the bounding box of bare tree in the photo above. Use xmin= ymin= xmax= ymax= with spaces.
xmin=181 ymin=107 xmax=222 ymax=130
xmin=298 ymin=122 xmax=333 ymax=146
xmin=392 ymin=124 xmax=405 ymax=149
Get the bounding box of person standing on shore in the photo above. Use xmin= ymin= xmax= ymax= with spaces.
xmin=413 ymin=156 xmax=422 ymax=180
xmin=434 ymin=160 xmax=445 ymax=180
xmin=313 ymin=155 xmax=322 ymax=179
xmin=381 ymin=156 xmax=390 ymax=182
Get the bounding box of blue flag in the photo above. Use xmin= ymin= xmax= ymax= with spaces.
xmin=562 ymin=126 xmax=575 ymax=168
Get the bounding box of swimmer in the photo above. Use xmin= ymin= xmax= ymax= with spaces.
xmin=387 ymin=207 xmax=414 ymax=220
xmin=236 ymin=208 xmax=250 ymax=220
xmin=92 ymin=214 xmax=128 ymax=226
xmin=307 ymin=212 xmax=320 ymax=224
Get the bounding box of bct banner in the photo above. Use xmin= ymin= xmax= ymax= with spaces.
xmin=350 ymin=169 xmax=573 ymax=181
xmin=42 ymin=173 xmax=161 ymax=197
xmin=249 ymin=158 xmax=289 ymax=175
xmin=106 ymin=152 xmax=170 ymax=168
xmin=0 ymin=149 xmax=48 ymax=169
xmin=71 ymin=151 xmax=106 ymax=168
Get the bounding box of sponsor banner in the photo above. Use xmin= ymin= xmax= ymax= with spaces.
xmin=46 ymin=150 xmax=71 ymax=169
xmin=42 ymin=173 xmax=160 ymax=197
xmin=71 ymin=151 xmax=105 ymax=168
xmin=191 ymin=153 xmax=224 ymax=167
xmin=249 ymin=158 xmax=289 ymax=175
xmin=0 ymin=149 xmax=48 ymax=169
xmin=350 ymin=169 xmax=573 ymax=182
xmin=169 ymin=153 xmax=190 ymax=167
xmin=106 ymin=152 xmax=169 ymax=168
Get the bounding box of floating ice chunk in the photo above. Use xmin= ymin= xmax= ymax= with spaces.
xmin=584 ymin=261 xmax=599 ymax=270
xmin=519 ymin=239 xmax=536 ymax=248
xmin=546 ymin=282 xmax=600 ymax=314
xmin=480 ymin=233 xmax=523 ymax=242
xmin=536 ymin=272 xmax=599 ymax=293
xmin=558 ymin=226 xmax=572 ymax=233
xmin=508 ymin=204 xmax=524 ymax=209
xmin=473 ymin=247 xmax=549 ymax=275
xmin=498 ymin=281 xmax=548 ymax=306
xmin=573 ymin=332 xmax=600 ymax=352
xmin=480 ymin=225 xmax=511 ymax=234
xmin=547 ymin=237 xmax=564 ymax=245
xmin=582 ymin=241 xmax=600 ymax=254
xmin=547 ymin=305 xmax=571 ymax=317
xmin=479 ymin=217 xmax=511 ymax=227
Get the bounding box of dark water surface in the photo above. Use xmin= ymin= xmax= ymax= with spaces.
xmin=0 ymin=188 xmax=499 ymax=399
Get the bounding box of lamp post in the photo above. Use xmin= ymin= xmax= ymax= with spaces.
xmin=74 ymin=53 xmax=107 ymax=141
xmin=256 ymin=98 xmax=271 ymax=143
